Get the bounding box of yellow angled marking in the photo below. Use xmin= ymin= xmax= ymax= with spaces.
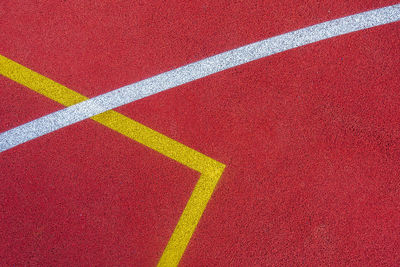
xmin=158 ymin=169 xmax=224 ymax=266
xmin=0 ymin=54 xmax=225 ymax=267
xmin=0 ymin=55 xmax=88 ymax=106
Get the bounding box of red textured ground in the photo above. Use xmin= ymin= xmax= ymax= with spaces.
xmin=1 ymin=1 xmax=400 ymax=266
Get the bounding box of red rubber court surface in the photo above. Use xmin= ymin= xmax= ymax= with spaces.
xmin=1 ymin=1 xmax=400 ymax=266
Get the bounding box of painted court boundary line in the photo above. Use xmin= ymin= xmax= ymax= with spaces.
xmin=1 ymin=4 xmax=399 ymax=152
xmin=0 ymin=56 xmax=225 ymax=266
xmin=0 ymin=4 xmax=399 ymax=266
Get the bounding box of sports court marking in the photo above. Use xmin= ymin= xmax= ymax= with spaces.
xmin=0 ymin=55 xmax=225 ymax=266
xmin=0 ymin=4 xmax=399 ymax=152
xmin=1 ymin=4 xmax=400 ymax=266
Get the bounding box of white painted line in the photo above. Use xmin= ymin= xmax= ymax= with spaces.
xmin=1 ymin=5 xmax=399 ymax=152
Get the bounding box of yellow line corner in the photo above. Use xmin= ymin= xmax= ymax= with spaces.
xmin=0 ymin=54 xmax=225 ymax=266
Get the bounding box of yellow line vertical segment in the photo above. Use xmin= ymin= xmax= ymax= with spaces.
xmin=157 ymin=167 xmax=224 ymax=266
xmin=0 ymin=54 xmax=225 ymax=266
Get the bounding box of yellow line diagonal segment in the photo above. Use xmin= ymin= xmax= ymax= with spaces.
xmin=0 ymin=54 xmax=225 ymax=267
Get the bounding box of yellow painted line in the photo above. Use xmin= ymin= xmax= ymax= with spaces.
xmin=0 ymin=54 xmax=225 ymax=266
xmin=0 ymin=55 xmax=88 ymax=106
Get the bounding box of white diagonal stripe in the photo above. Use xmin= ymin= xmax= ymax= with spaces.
xmin=1 ymin=5 xmax=399 ymax=152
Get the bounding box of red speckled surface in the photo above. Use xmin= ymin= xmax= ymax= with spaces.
xmin=1 ymin=1 xmax=399 ymax=266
